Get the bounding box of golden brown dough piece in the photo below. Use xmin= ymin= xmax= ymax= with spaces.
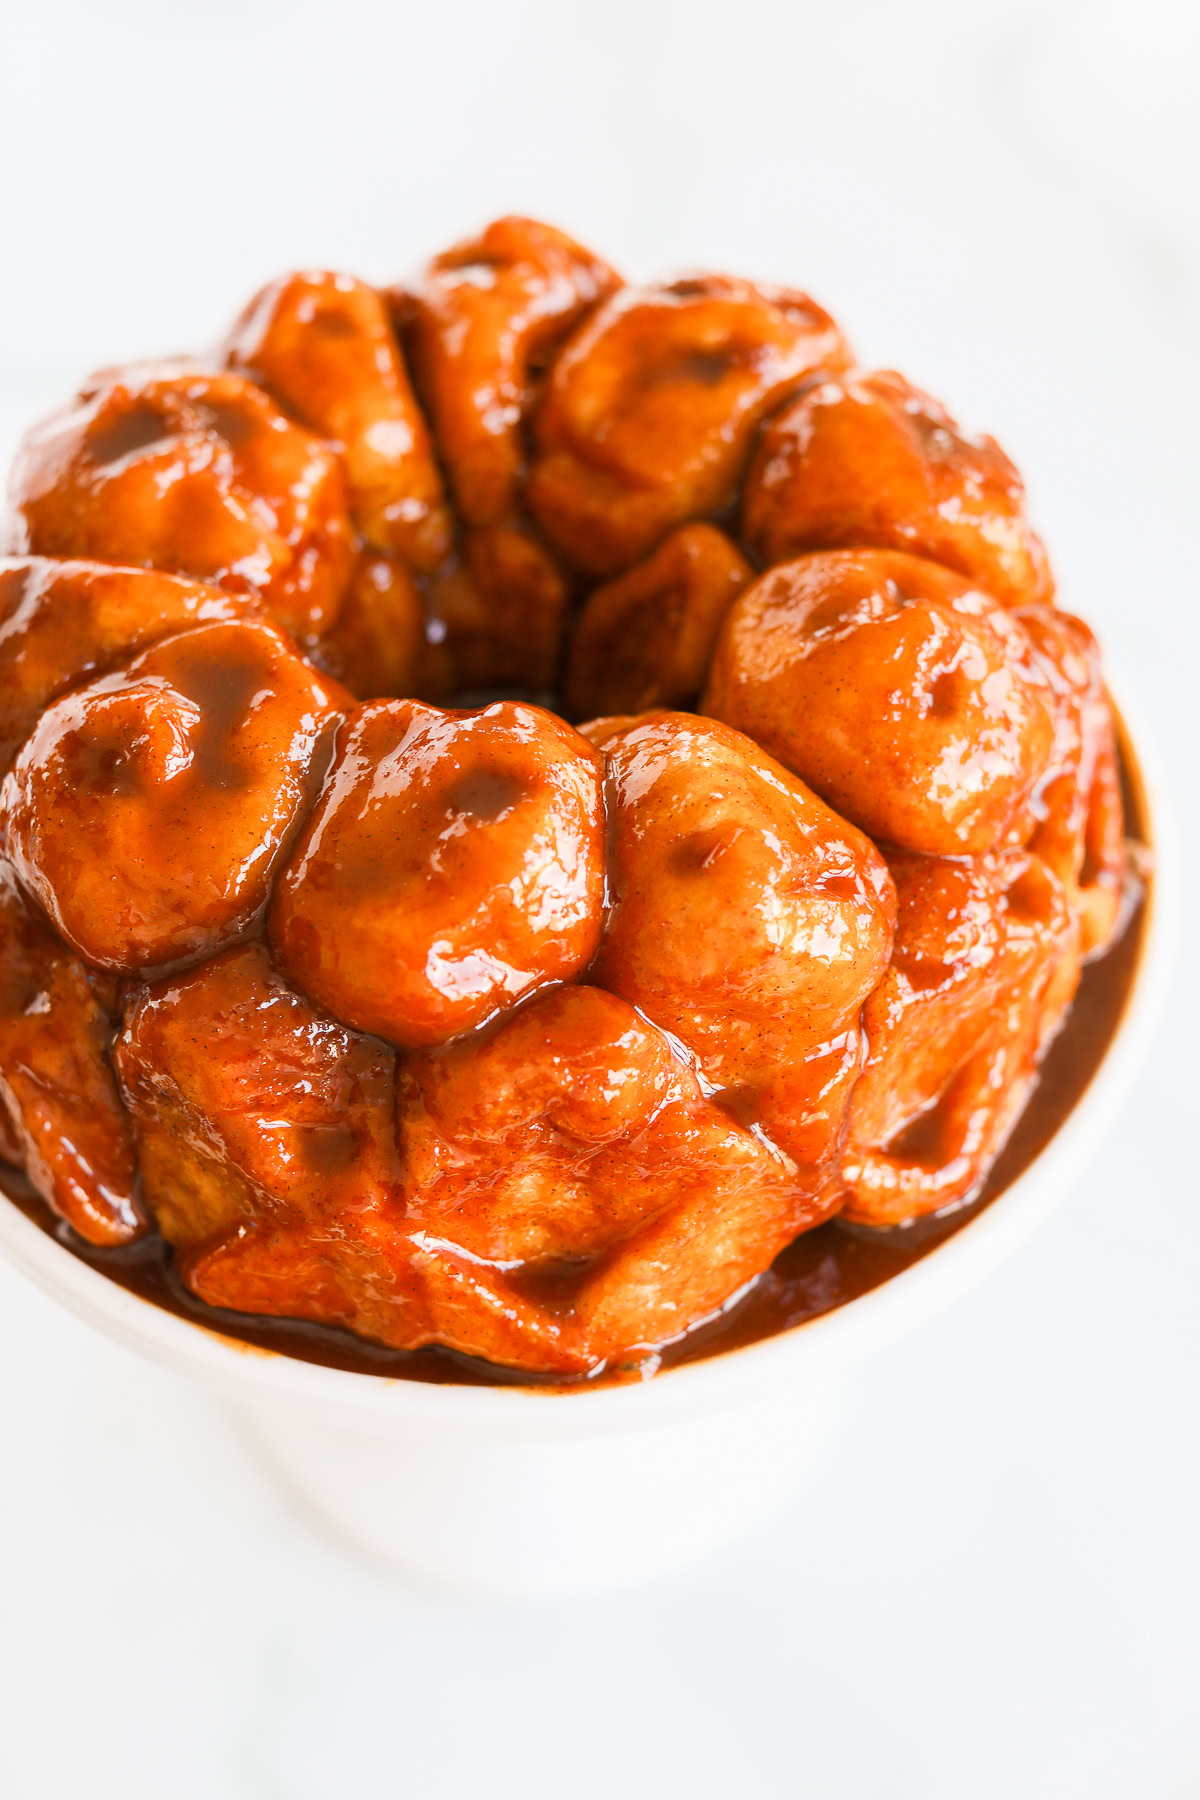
xmin=423 ymin=523 xmax=569 ymax=691
xmin=591 ymin=712 xmax=895 ymax=1176
xmin=3 ymin=619 xmax=348 ymax=972
xmin=1016 ymin=606 xmax=1127 ymax=957
xmin=742 ymin=370 xmax=1054 ymax=608
xmin=840 ymin=847 xmax=1079 ymax=1224
xmin=0 ymin=556 xmax=262 ymax=773
xmin=224 ymin=270 xmax=452 ymax=574
xmin=528 ymin=275 xmax=850 ymax=578
xmin=400 ymin=985 xmax=714 ymax=1265
xmin=399 ymin=983 xmax=812 ymax=1366
xmin=116 ymin=942 xmax=586 ymax=1372
xmin=115 ymin=942 xmax=415 ymax=1336
xmin=399 ymin=218 xmax=619 ymax=694
xmin=406 ymin=215 xmax=620 ymax=529
xmin=0 ymin=861 xmax=141 ymax=1245
xmin=8 ymin=363 xmax=354 ymax=644
xmin=270 ymin=699 xmax=605 ymax=1047
xmin=564 ymin=523 xmax=752 ymax=720
xmin=704 ymin=549 xmax=1056 ymax=856
xmin=312 ymin=552 xmax=425 ymax=700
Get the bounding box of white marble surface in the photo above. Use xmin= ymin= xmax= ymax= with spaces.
xmin=1 ymin=1 xmax=1197 ymax=1793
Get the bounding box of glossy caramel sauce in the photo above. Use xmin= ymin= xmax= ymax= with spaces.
xmin=0 ymin=724 xmax=1150 ymax=1389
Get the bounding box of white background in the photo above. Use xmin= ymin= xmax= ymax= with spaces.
xmin=1 ymin=1 xmax=1198 ymax=1794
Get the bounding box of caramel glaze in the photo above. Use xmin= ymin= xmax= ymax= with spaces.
xmin=0 ymin=726 xmax=1149 ymax=1390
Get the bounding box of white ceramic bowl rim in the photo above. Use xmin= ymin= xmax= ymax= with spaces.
xmin=0 ymin=691 xmax=1177 ymax=1436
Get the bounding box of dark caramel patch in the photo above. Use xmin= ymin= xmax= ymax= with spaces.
xmin=670 ymin=350 xmax=734 ymax=388
xmin=88 ymin=402 xmax=171 ymax=466
xmin=670 ymin=827 xmax=730 ymax=876
xmin=929 ymin=667 xmax=969 ymax=717
xmin=63 ymin=729 xmax=145 ymax=798
xmin=196 ymin=399 xmax=257 ymax=447
xmin=169 ymin=640 xmax=275 ymax=794
xmin=448 ymin=769 xmax=526 ymax=820
xmin=885 ymin=1094 xmax=953 ymax=1162
xmin=310 ymin=304 xmax=360 ymax=338
xmin=297 ymin=1122 xmax=360 ymax=1176
xmin=0 ymin=562 xmax=35 ymax=622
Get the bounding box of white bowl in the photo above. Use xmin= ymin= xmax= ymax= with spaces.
xmin=0 ymin=711 xmax=1176 ymax=1599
